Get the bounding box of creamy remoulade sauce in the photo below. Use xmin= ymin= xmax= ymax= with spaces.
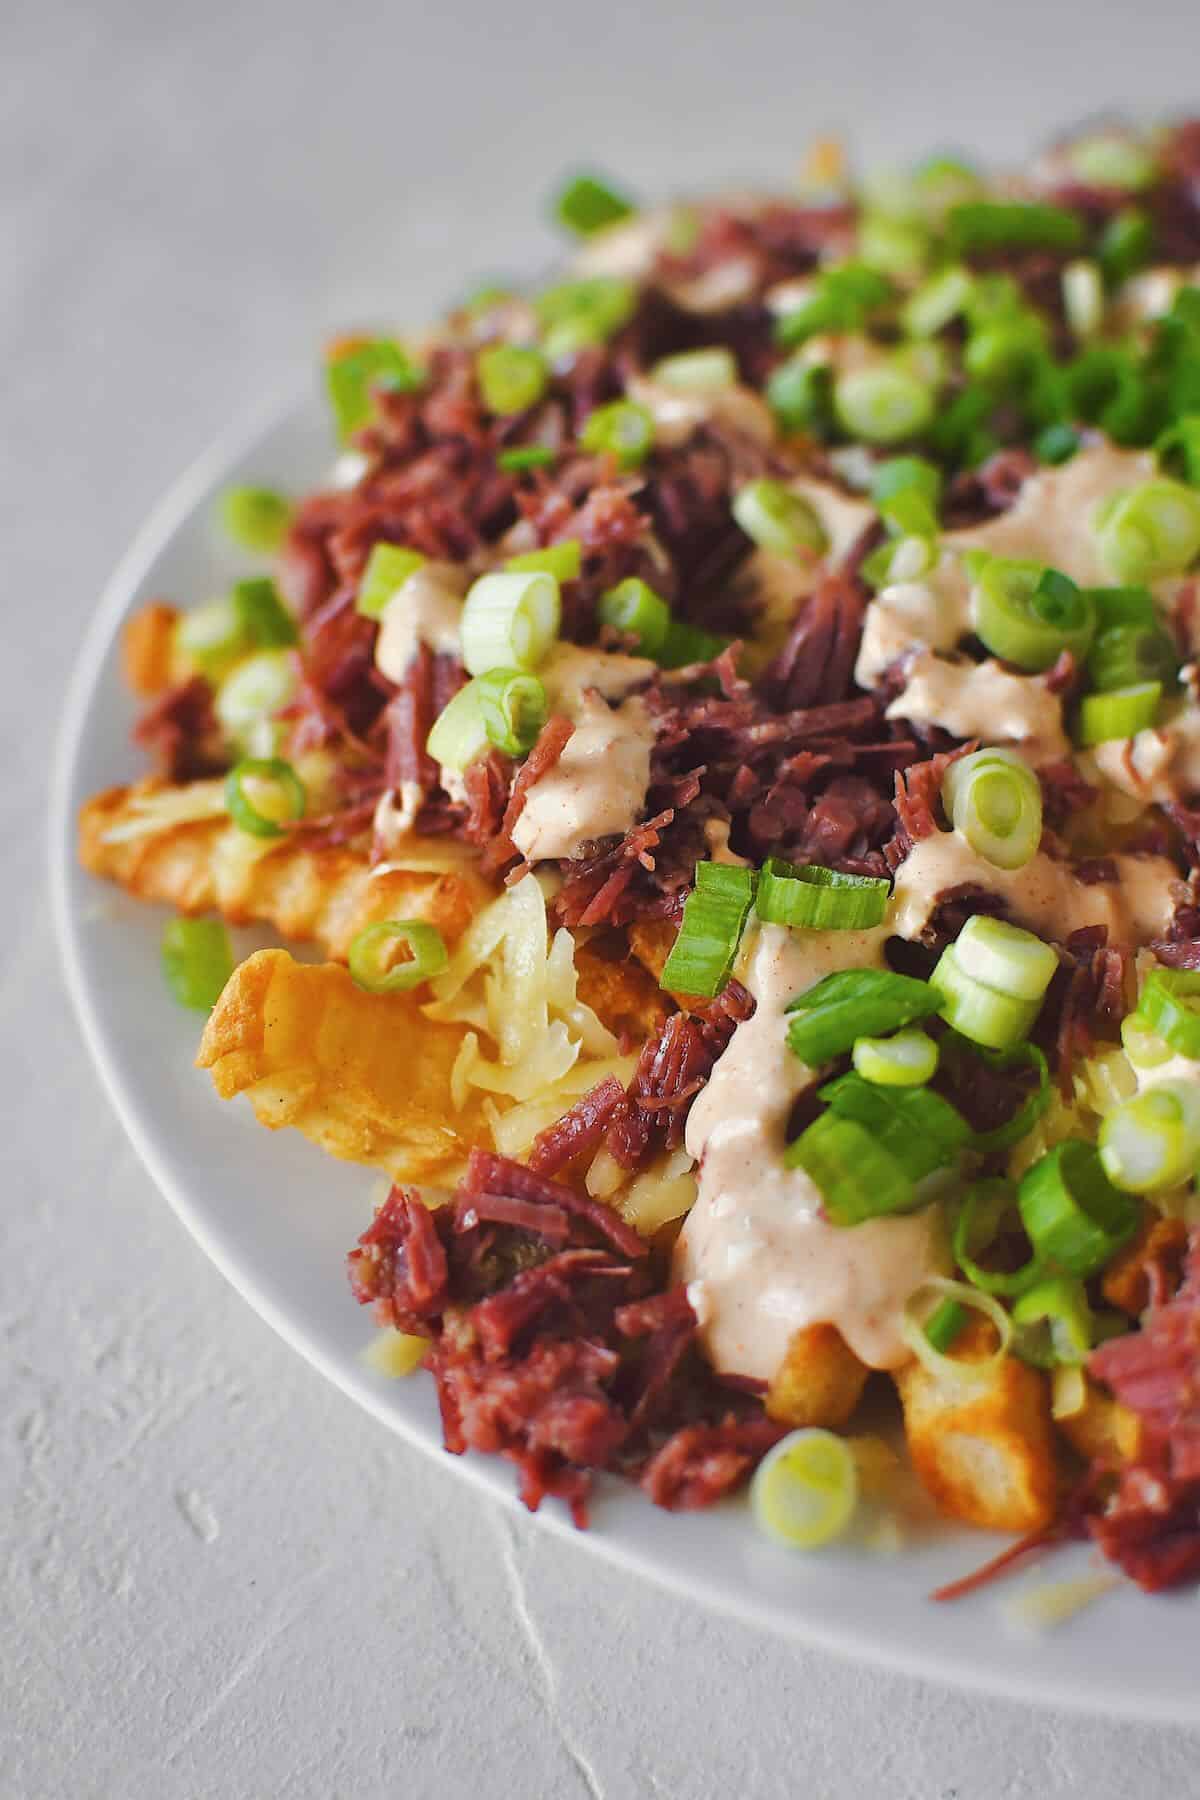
xmin=677 ymin=923 xmax=948 ymax=1379
xmin=677 ymin=829 xmax=1182 ymax=1384
xmin=857 ymin=443 xmax=1161 ymax=713
xmin=511 ymin=693 xmax=657 ymax=861
xmin=374 ymin=562 xmax=467 ymax=682
xmin=884 ymin=653 xmax=1069 ymax=761
xmin=1090 ymin=707 xmax=1200 ymax=806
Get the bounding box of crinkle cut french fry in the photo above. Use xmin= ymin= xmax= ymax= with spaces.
xmin=78 ymin=780 xmax=489 ymax=958
xmin=197 ymin=948 xmax=493 ymax=1182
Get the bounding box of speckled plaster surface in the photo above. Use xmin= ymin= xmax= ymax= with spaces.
xmin=6 ymin=3 xmax=1200 ymax=1793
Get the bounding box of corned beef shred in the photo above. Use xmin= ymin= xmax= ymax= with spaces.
xmin=604 ymin=981 xmax=754 ymax=1171
xmin=1044 ymin=924 xmax=1133 ymax=1094
xmin=528 ymin=1075 xmax=628 ymax=1177
xmin=762 ymin=565 xmax=868 ymax=710
xmin=1080 ymin=1232 xmax=1200 ymax=1590
xmin=348 ymin=1154 xmax=783 ymax=1525
xmin=133 ymin=677 xmax=223 ymax=781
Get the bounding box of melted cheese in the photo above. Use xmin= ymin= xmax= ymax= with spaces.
xmin=677 ymin=923 xmax=947 ymax=1379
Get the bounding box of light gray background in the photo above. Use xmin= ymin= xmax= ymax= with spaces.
xmin=6 ymin=2 xmax=1200 ymax=1794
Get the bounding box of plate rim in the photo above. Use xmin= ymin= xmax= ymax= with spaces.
xmin=49 ymin=391 xmax=1200 ymax=1728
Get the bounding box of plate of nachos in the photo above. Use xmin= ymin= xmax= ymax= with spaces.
xmin=55 ymin=121 xmax=1200 ymax=1717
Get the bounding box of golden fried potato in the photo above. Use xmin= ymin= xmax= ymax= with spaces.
xmin=79 ymin=780 xmax=489 ymax=958
xmin=628 ymin=919 xmax=676 ymax=984
xmin=766 ymin=1323 xmax=870 ymax=1430
xmin=1055 ymin=1377 xmax=1146 ymax=1467
xmin=197 ymin=948 xmax=493 ymax=1182
xmin=574 ymin=943 xmax=667 ymax=1043
xmin=122 ymin=602 xmax=180 ymax=696
xmin=893 ymin=1323 xmax=1059 ymax=1534
xmin=1101 ymin=1214 xmax=1189 ymax=1317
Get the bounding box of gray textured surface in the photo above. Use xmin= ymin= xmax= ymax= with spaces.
xmin=6 ymin=2 xmax=1200 ymax=1794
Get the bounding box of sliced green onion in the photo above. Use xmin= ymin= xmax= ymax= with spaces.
xmin=1095 ymin=478 xmax=1200 ymax=584
xmin=924 ymin=1297 xmax=968 ymax=1353
xmin=552 ymin=172 xmax=634 ymax=237
xmin=1011 ymin=1276 xmax=1095 ymax=1369
xmin=948 ymin=201 xmax=1085 ymax=256
xmin=534 ymin=276 xmax=637 ymax=353
xmin=852 ymin=1028 xmax=939 ymax=1087
xmin=348 ymin=919 xmax=449 ymax=994
xmin=175 ymin=596 xmax=249 ymax=677
xmin=774 ymin=264 xmax=893 ymax=348
xmin=1018 ymin=1139 xmax=1138 ymax=1274
xmin=356 ymin=543 xmax=427 ymax=620
xmin=506 ymin=540 xmax=582 ymax=582
xmin=230 ymin=577 xmax=298 ymax=649
xmin=1090 ymin=585 xmax=1160 ymax=630
xmin=765 ymin=357 xmax=832 ymax=435
xmin=660 ymin=862 xmax=757 ymax=999
xmin=833 ymin=363 xmax=934 ymax=446
xmin=750 ymin=1428 xmax=858 ymax=1550
xmin=1100 ymin=1082 xmax=1200 ymax=1194
xmin=1156 ymin=416 xmax=1200 ymax=487
xmin=474 ymin=668 xmax=548 ymax=757
xmin=756 ymin=858 xmax=889 ymax=931
xmin=1062 ymin=260 xmax=1104 ymax=340
xmin=930 ymin=944 xmax=1041 ymax=1051
xmin=952 ymin=914 xmax=1058 ymax=1004
xmin=901 ymin=1277 xmax=1013 ymax=1382
xmin=497 ymin=445 xmax=557 ymax=473
xmin=218 ymin=486 xmax=292 ymax=554
xmin=1035 ymin=422 xmax=1082 ymax=466
xmin=1098 ymin=207 xmax=1154 ymax=286
xmin=942 ymin=749 xmax=1043 ymax=871
xmin=326 ymin=337 xmax=422 ymax=442
xmin=650 ymin=348 xmax=737 ymax=392
xmin=1120 ymin=1012 xmax=1174 ymax=1070
xmin=161 ymin=917 xmax=234 ymax=1012
xmin=971 ymin=557 xmax=1095 ymax=670
xmin=858 ymin=211 xmax=930 ymax=279
xmin=731 ymin=479 xmax=828 ymax=556
xmin=860 ymin=533 xmax=937 ymax=589
xmin=460 ymin=569 xmax=561 ymax=675
xmin=817 ymin=1070 xmax=971 ymax=1182
xmin=964 ymin=314 xmax=1047 ymax=386
xmin=426 ymin=681 xmax=489 ymax=773
xmin=1068 ymin=133 xmax=1157 ymax=193
xmin=902 ymin=265 xmax=975 ymax=338
xmin=1086 ymin=621 xmax=1177 ymax=692
xmin=214 ymin=649 xmax=297 ymax=745
xmin=953 ymin=1180 xmax=1043 ymax=1297
xmin=871 ymin=455 xmax=942 ymax=537
xmin=476 ymin=344 xmax=547 ymax=416
xmin=580 ymin=400 xmax=655 ymax=468
xmin=1134 ymin=969 xmax=1200 ymax=1060
xmin=785 ymin=969 xmax=940 ymax=1066
xmin=656 ymin=619 xmax=731 ymax=669
xmin=1077 ymin=681 xmax=1162 ymax=746
xmin=224 ymin=757 xmax=306 ymax=838
xmin=598 ymin=578 xmax=671 ymax=657
xmin=784 ymin=1112 xmax=915 ymax=1223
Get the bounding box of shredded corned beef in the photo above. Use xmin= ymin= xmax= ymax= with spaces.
xmin=1080 ymin=1233 xmax=1200 ymax=1590
xmin=348 ymin=1159 xmax=782 ymax=1524
xmin=133 ymin=677 xmax=224 ymax=780
xmin=603 ymin=980 xmax=755 ymax=1171
xmin=1042 ymin=925 xmax=1134 ymax=1094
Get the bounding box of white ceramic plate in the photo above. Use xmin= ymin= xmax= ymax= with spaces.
xmin=51 ymin=389 xmax=1200 ymax=1724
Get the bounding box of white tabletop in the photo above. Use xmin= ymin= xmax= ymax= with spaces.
xmin=9 ymin=2 xmax=1199 ymax=1792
